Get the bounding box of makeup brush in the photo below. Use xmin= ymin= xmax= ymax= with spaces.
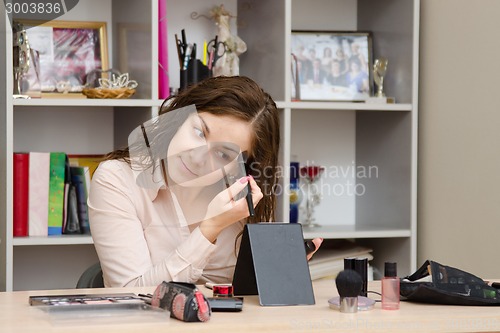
xmin=335 ymin=269 xmax=363 ymax=313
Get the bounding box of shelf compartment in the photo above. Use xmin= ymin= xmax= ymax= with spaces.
xmin=302 ymin=224 xmax=411 ymax=240
xmin=287 ymin=101 xmax=412 ymax=111
xmin=12 ymin=235 xmax=94 ymax=246
xmin=13 ymin=99 xmax=158 ymax=107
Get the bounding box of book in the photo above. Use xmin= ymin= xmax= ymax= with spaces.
xmin=63 ymin=155 xmax=82 ymax=234
xmin=67 ymin=154 xmax=104 ymax=179
xmin=70 ymin=166 xmax=91 ymax=234
xmin=13 ymin=153 xmax=29 ymax=237
xmin=28 ymin=152 xmax=50 ymax=236
xmin=47 ymin=152 xmax=66 ymax=235
xmin=307 ymin=239 xmax=373 ymax=280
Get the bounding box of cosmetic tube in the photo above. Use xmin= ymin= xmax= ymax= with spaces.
xmin=355 ymin=258 xmax=368 ymax=297
xmin=381 ymin=262 xmax=400 ymax=310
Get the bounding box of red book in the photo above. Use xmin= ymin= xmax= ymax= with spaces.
xmin=13 ymin=153 xmax=29 ymax=237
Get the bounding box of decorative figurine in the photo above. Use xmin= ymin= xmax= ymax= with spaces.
xmin=300 ymin=165 xmax=325 ymax=228
xmin=209 ymin=4 xmax=247 ymax=76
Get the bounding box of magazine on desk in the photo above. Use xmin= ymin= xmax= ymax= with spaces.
xmin=307 ymin=240 xmax=373 ymax=280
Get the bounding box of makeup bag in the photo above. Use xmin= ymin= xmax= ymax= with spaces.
xmin=400 ymin=260 xmax=500 ymax=306
xmin=151 ymin=281 xmax=211 ymax=322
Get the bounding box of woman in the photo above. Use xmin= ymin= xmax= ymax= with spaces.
xmin=88 ymin=76 xmax=321 ymax=288
xmin=346 ymin=57 xmax=369 ymax=93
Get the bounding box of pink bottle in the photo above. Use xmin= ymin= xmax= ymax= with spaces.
xmin=381 ymin=262 xmax=400 ymax=310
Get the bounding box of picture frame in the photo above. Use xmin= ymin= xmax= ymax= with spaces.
xmin=15 ymin=20 xmax=109 ymax=98
xmin=291 ymin=30 xmax=373 ymax=102
xmin=118 ymin=22 xmax=150 ymax=98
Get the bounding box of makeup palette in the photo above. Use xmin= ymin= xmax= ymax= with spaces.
xmin=29 ymin=293 xmax=168 ymax=324
xmin=29 ymin=293 xmax=147 ymax=307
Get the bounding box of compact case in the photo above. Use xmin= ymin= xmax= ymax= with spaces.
xmin=400 ymin=260 xmax=500 ymax=306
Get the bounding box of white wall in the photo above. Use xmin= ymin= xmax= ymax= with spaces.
xmin=418 ymin=0 xmax=500 ymax=277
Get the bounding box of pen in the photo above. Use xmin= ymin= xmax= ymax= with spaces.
xmin=208 ymin=49 xmax=215 ymax=70
xmin=202 ymin=40 xmax=207 ymax=66
xmin=174 ymin=33 xmax=183 ymax=66
xmin=181 ymin=29 xmax=187 ymax=54
xmin=183 ymin=44 xmax=192 ymax=70
xmin=191 ymin=43 xmax=197 ymax=60
xmin=208 ymin=35 xmax=219 ymax=71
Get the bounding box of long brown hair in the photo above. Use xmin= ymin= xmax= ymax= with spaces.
xmin=105 ymin=75 xmax=280 ymax=223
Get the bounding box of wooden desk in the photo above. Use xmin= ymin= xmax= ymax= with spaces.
xmin=1 ymin=279 xmax=500 ymax=333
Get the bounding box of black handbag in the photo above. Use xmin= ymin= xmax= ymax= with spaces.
xmin=150 ymin=281 xmax=211 ymax=322
xmin=400 ymin=260 xmax=500 ymax=306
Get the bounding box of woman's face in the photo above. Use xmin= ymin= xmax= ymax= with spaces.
xmin=167 ymin=112 xmax=253 ymax=187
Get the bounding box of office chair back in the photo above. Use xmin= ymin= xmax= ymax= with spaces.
xmin=76 ymin=262 xmax=104 ymax=288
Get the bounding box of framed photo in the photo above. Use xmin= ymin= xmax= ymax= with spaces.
xmin=291 ymin=31 xmax=373 ymax=102
xmin=16 ymin=20 xmax=109 ymax=97
xmin=118 ymin=23 xmax=150 ymax=98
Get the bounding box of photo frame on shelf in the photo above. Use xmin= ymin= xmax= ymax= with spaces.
xmin=291 ymin=31 xmax=373 ymax=102
xmin=118 ymin=22 xmax=150 ymax=98
xmin=15 ymin=20 xmax=109 ymax=98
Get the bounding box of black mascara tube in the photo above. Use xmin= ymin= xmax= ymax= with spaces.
xmin=355 ymin=258 xmax=368 ymax=297
xmin=241 ymin=153 xmax=255 ymax=217
xmin=305 ymin=240 xmax=316 ymax=255
xmin=244 ymin=163 xmax=255 ymax=217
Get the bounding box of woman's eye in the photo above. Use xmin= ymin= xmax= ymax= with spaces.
xmin=194 ymin=127 xmax=205 ymax=139
xmin=214 ymin=150 xmax=230 ymax=161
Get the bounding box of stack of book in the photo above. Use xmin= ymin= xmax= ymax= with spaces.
xmin=307 ymin=239 xmax=373 ymax=280
xmin=13 ymin=152 xmax=102 ymax=237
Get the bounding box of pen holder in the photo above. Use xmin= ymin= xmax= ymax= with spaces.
xmin=180 ymin=59 xmax=211 ymax=91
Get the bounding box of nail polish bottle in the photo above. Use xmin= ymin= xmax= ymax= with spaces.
xmin=381 ymin=262 xmax=400 ymax=310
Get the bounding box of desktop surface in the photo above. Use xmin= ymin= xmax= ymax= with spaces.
xmin=1 ymin=279 xmax=500 ymax=333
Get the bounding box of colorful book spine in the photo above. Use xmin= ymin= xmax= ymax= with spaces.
xmin=13 ymin=153 xmax=29 ymax=237
xmin=28 ymin=152 xmax=50 ymax=236
xmin=158 ymin=0 xmax=170 ymax=99
xmin=47 ymin=152 xmax=66 ymax=235
xmin=70 ymin=166 xmax=91 ymax=234
xmin=67 ymin=154 xmax=103 ymax=179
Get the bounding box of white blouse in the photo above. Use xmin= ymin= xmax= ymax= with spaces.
xmin=88 ymin=159 xmax=244 ymax=287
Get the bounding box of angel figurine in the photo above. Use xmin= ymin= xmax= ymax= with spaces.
xmin=209 ymin=4 xmax=247 ymax=76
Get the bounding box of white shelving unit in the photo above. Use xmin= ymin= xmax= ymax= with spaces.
xmin=238 ymin=0 xmax=419 ymax=279
xmin=0 ymin=0 xmax=419 ymax=291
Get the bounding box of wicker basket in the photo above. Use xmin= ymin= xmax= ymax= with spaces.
xmin=82 ymin=87 xmax=136 ymax=99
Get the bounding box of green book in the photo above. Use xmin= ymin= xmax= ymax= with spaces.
xmin=48 ymin=152 xmax=66 ymax=235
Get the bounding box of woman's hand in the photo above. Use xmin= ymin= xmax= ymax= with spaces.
xmin=306 ymin=237 xmax=323 ymax=261
xmin=200 ymin=176 xmax=263 ymax=243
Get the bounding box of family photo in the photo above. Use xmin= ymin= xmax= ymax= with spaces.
xmin=291 ymin=31 xmax=372 ymax=101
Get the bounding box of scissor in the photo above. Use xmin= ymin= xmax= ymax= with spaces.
xmin=207 ymin=37 xmax=227 ymax=70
